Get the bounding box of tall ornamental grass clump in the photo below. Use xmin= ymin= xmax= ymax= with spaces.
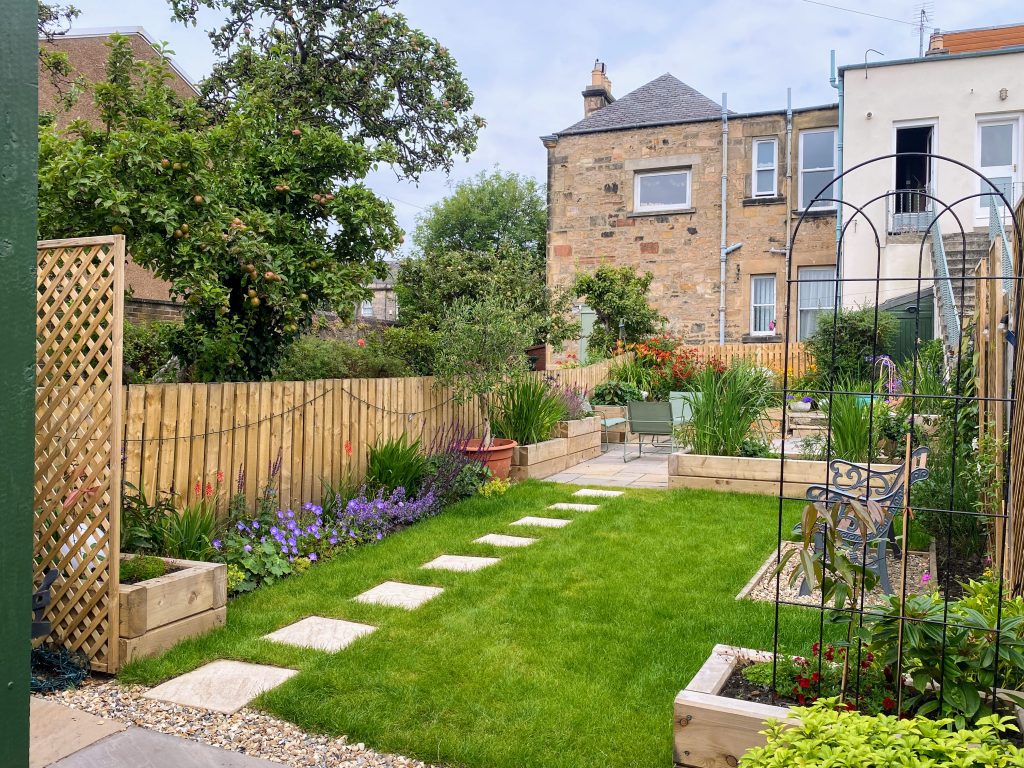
xmin=677 ymin=363 xmax=776 ymax=456
xmin=823 ymin=380 xmax=877 ymax=463
xmin=365 ymin=433 xmax=428 ymax=495
xmin=490 ymin=377 xmax=569 ymax=445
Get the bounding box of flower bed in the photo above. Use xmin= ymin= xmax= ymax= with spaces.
xmin=509 ymin=416 xmax=602 ymax=480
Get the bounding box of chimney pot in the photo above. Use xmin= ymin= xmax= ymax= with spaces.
xmin=583 ymin=60 xmax=614 ymax=117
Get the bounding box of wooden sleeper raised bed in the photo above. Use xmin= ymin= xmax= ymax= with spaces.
xmin=118 ymin=555 xmax=227 ymax=667
xmin=509 ymin=416 xmax=602 ymax=480
xmin=669 ymin=454 xmax=899 ymax=496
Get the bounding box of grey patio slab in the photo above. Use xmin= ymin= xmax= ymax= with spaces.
xmin=51 ymin=726 xmax=285 ymax=768
xmin=262 ymin=616 xmax=376 ymax=652
xmin=511 ymin=516 xmax=572 ymax=528
xmin=547 ymin=502 xmax=599 ymax=512
xmin=474 ymin=533 xmax=538 ymax=547
xmin=31 ymin=697 xmax=127 ymax=768
xmin=353 ymin=580 xmax=444 ymax=609
xmin=143 ymin=660 xmax=297 ymax=715
xmin=421 ymin=554 xmax=500 ymax=572
xmin=573 ymin=488 xmax=624 ymax=498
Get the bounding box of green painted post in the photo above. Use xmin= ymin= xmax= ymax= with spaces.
xmin=0 ymin=2 xmax=38 ymax=767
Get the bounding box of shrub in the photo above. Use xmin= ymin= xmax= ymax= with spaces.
xmin=608 ymin=357 xmax=658 ymax=395
xmin=553 ymin=381 xmax=591 ymax=420
xmin=591 ymin=380 xmax=643 ymax=406
xmin=123 ymin=320 xmax=179 ymax=384
xmin=161 ymin=502 xmax=218 ymax=561
xmin=422 ymin=453 xmax=490 ymax=506
xmin=823 ymin=381 xmax=876 ymax=463
xmin=573 ymin=266 xmax=664 ymax=353
xmin=365 ymin=434 xmax=428 ymax=495
xmin=479 ymin=478 xmax=511 ymax=497
xmin=273 ymin=335 xmax=411 ymax=381
xmin=676 ymin=363 xmax=776 ymax=457
xmin=121 ymin=479 xmax=176 ymax=554
xmin=490 ymin=377 xmax=568 ymax=445
xmin=380 ymin=324 xmax=439 ymax=375
xmin=806 ymin=307 xmax=899 ymax=386
xmin=120 ymin=555 xmax=166 ymax=584
xmin=740 ymin=700 xmax=1023 ymax=767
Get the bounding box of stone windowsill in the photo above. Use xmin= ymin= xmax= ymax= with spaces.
xmin=792 ymin=208 xmax=837 ymax=219
xmin=742 ymin=196 xmax=785 ymax=207
xmin=627 ymin=208 xmax=696 ymax=219
xmin=741 ymin=334 xmax=782 ymax=344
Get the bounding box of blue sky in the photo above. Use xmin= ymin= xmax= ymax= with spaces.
xmin=65 ymin=0 xmax=1023 ymax=250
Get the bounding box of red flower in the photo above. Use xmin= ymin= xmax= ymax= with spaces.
xmin=356 ymin=338 xmax=366 ymax=347
xmin=796 ymin=693 xmax=806 ymax=705
xmin=845 ymin=702 xmax=856 ymax=711
xmin=205 ymin=482 xmax=213 ymax=498
xmin=866 ymin=652 xmax=875 ymax=663
xmin=798 ymin=677 xmax=810 ymax=689
xmin=811 ymin=642 xmax=820 ymax=656
xmin=882 ymin=697 xmax=896 ymax=711
xmin=194 ymin=481 xmax=202 ymax=496
xmin=344 ymin=440 xmax=353 ymax=457
xmin=861 ymin=659 xmax=871 ymax=669
xmin=811 ymin=672 xmax=820 ymax=683
xmin=216 ymin=470 xmax=224 ymax=483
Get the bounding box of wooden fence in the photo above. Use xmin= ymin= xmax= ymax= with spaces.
xmin=121 ymin=358 xmax=618 ymax=513
xmin=36 ymin=236 xmax=124 ymax=672
xmin=694 ymin=342 xmax=813 ymax=378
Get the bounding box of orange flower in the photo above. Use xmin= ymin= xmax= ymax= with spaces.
xmin=216 ymin=470 xmax=224 ymax=483
xmin=344 ymin=440 xmax=353 ymax=457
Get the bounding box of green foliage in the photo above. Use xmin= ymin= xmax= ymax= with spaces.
xmin=379 ymin=325 xmax=439 ymax=375
xmin=608 ymin=357 xmax=658 ymax=395
xmin=866 ymin=590 xmax=1024 ymax=728
xmin=168 ymin=0 xmax=481 ymax=181
xmin=413 ymin=170 xmax=546 ymax=256
xmin=226 ymin=563 xmax=247 ymax=593
xmin=824 ymin=383 xmax=876 ymax=463
xmin=422 ymin=454 xmax=490 ymax=506
xmin=740 ymin=700 xmax=1024 ymax=768
xmin=806 ymin=307 xmax=899 ymax=385
xmin=123 ymin=320 xmax=180 ymax=383
xmin=574 ymin=267 xmax=664 ymax=353
xmin=591 ymin=381 xmax=643 ymax=406
xmin=676 ymin=363 xmax=776 ymax=457
xmin=479 ymin=478 xmax=511 ymax=497
xmin=160 ymin=503 xmax=218 ymax=561
xmin=120 ymin=480 xmax=177 ymax=554
xmin=273 ymin=335 xmax=411 ymax=381
xmin=433 ymin=296 xmax=533 ymax=404
xmin=898 ymin=338 xmax=946 ymax=408
xmin=224 ymin=538 xmax=292 ymax=593
xmin=490 ymin=378 xmax=569 ymax=446
xmin=365 ymin=434 xmax=428 ymax=495
xmin=120 ymin=555 xmax=167 ymax=584
xmin=39 ymin=35 xmax=401 ymax=381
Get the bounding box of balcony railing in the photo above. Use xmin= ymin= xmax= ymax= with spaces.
xmin=886 ymin=187 xmax=935 ymax=235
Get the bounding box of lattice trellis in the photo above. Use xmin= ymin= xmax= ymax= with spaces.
xmin=35 ymin=236 xmax=124 ymax=672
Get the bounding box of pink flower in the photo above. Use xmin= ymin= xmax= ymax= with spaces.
xmin=356 ymin=338 xmax=366 ymax=348
xmin=216 ymin=470 xmax=224 ymax=484
xmin=344 ymin=440 xmax=353 ymax=457
xmin=921 ymin=572 xmax=931 ymax=584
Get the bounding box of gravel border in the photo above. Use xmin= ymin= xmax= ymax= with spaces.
xmin=40 ymin=680 xmax=441 ymax=768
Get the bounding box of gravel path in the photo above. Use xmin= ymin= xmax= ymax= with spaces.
xmin=41 ymin=680 xmax=441 ymax=768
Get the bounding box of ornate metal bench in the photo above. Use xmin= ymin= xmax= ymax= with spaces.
xmin=796 ymin=447 xmax=930 ymax=595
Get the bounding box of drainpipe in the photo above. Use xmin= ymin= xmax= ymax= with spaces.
xmin=720 ymin=93 xmax=729 ymax=344
xmin=829 ymin=50 xmax=844 ymax=303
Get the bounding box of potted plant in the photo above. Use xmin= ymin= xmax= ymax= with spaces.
xmin=788 ymin=394 xmax=814 ymax=412
xmin=433 ymin=296 xmax=534 ymax=479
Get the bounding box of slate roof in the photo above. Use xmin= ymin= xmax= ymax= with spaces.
xmin=556 ymin=73 xmax=724 ymax=137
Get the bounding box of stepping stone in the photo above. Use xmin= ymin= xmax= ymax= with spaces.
xmin=511 ymin=516 xmax=572 ymax=528
xmin=573 ymin=488 xmax=623 ymax=498
xmin=474 ymin=533 xmax=537 ymax=547
xmin=262 ymin=616 xmax=376 ymax=652
xmin=548 ymin=502 xmax=599 ymax=512
xmin=31 ymin=698 xmax=127 ymax=768
xmin=421 ymin=554 xmax=500 ymax=572
xmin=353 ymin=580 xmax=443 ymax=609
xmin=143 ymin=660 xmax=297 ymax=715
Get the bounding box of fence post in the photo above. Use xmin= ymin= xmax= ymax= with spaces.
xmin=0 ymin=4 xmax=37 ymax=765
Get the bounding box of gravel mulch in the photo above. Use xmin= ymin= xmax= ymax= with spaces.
xmin=741 ymin=541 xmax=933 ymax=607
xmin=40 ymin=679 xmax=441 ymax=768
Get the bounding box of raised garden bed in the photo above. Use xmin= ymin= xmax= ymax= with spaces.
xmin=509 ymin=415 xmax=601 ymax=480
xmin=668 ymin=454 xmax=899 ymax=496
xmin=118 ymin=555 xmax=227 ymax=667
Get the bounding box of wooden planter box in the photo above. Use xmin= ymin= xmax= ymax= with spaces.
xmin=509 ymin=416 xmax=601 ymax=480
xmin=668 ymin=454 xmax=898 ymax=496
xmin=594 ymin=405 xmax=629 ymax=443
xmin=118 ymin=555 xmax=227 ymax=667
xmin=675 ymin=645 xmax=796 ymax=767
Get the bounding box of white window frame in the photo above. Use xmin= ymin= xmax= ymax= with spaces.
xmin=750 ymin=274 xmax=776 ymax=336
xmin=633 ymin=168 xmax=691 ymax=213
xmin=752 ymin=138 xmax=778 ymax=197
xmin=798 ymin=128 xmax=838 ymax=210
xmin=797 ymin=265 xmax=837 ymax=341
xmin=360 ymin=299 xmax=374 ymax=317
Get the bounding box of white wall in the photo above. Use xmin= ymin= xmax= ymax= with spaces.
xmin=840 ymin=50 xmax=1024 ymax=306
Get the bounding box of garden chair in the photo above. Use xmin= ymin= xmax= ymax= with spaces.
xmin=600 ymin=412 xmax=627 ymax=453
xmin=669 ymin=391 xmax=699 ymax=427
xmin=624 ymin=400 xmax=674 ymax=462
xmin=795 ymin=446 xmax=929 ymax=596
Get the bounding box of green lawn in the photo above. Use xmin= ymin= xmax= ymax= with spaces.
xmin=123 ymin=481 xmax=822 ymax=768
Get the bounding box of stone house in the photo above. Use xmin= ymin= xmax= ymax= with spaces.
xmin=354 ymin=263 xmax=399 ymax=324
xmin=542 ymin=64 xmax=840 ymax=344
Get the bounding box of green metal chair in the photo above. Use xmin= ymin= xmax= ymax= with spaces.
xmin=624 ymin=400 xmax=674 ymax=461
xmin=669 ymin=391 xmax=699 ymax=426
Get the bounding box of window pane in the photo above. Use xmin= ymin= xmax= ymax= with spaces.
xmin=798 ymin=267 xmax=836 ymax=310
xmin=753 ymin=275 xmax=774 ymax=304
xmin=637 ymin=172 xmax=688 ymax=208
xmin=798 ymin=309 xmax=820 ymax=340
xmin=802 ymin=130 xmax=835 ymax=169
xmin=756 ymin=169 xmax=775 ymax=195
xmin=802 ymin=170 xmax=835 ymax=208
xmin=980 ymin=123 xmax=1013 ymax=167
xmin=756 ymin=140 xmax=775 ymax=166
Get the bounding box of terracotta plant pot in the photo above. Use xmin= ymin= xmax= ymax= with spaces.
xmin=461 ymin=437 xmax=518 ymax=479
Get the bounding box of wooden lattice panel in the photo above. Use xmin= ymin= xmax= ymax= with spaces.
xmin=35 ymin=236 xmax=124 ymax=672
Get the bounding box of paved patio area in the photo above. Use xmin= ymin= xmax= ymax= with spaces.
xmin=546 ymin=447 xmax=669 ymax=488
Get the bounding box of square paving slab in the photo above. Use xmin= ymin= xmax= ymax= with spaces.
xmin=31 ymin=698 xmax=127 ymax=768
xmin=548 ymin=502 xmax=599 ymax=512
xmin=262 ymin=616 xmax=376 ymax=652
xmin=474 ymin=533 xmax=538 ymax=547
xmin=573 ymin=488 xmax=624 ymax=498
xmin=353 ymin=581 xmax=444 ymax=609
xmin=421 ymin=554 xmax=500 ymax=572
xmin=143 ymin=660 xmax=297 ymax=714
xmin=510 ymin=516 xmax=572 ymax=528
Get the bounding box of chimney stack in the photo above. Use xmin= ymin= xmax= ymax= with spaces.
xmin=926 ymin=29 xmax=947 ymax=55
xmin=582 ymin=60 xmax=614 ymax=116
